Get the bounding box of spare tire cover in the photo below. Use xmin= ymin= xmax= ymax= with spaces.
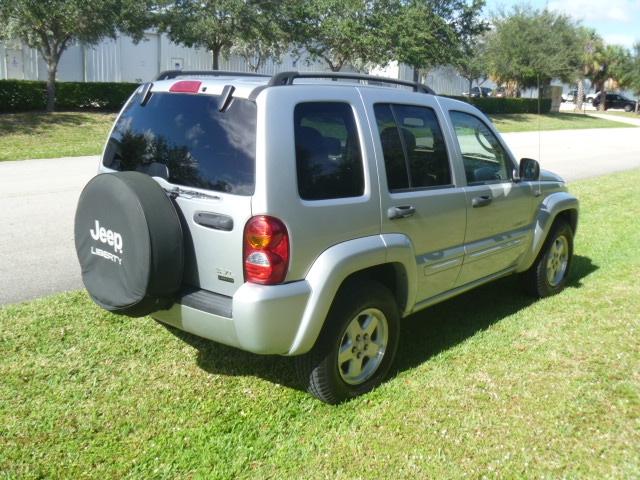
xmin=74 ymin=171 xmax=183 ymax=316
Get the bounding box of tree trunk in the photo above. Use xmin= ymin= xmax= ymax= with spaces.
xmin=468 ymin=78 xmax=473 ymax=97
xmin=598 ymin=88 xmax=606 ymax=112
xmin=574 ymin=79 xmax=584 ymax=112
xmin=46 ymin=60 xmax=59 ymax=113
xmin=212 ymin=47 xmax=221 ymax=70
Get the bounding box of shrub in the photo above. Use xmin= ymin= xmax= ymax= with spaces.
xmin=0 ymin=80 xmax=47 ymax=112
xmin=0 ymin=80 xmax=139 ymax=112
xmin=446 ymin=95 xmax=552 ymax=114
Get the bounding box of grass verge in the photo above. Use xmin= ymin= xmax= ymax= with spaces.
xmin=0 ymin=112 xmax=116 ymax=161
xmin=1 ymin=174 xmax=640 ymax=479
xmin=490 ymin=112 xmax=634 ymax=132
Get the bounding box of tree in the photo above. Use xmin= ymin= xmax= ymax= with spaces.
xmin=618 ymin=42 xmax=640 ymax=113
xmin=159 ymin=0 xmax=260 ymax=70
xmin=393 ymin=0 xmax=488 ymax=81
xmin=590 ymin=44 xmax=629 ymax=111
xmin=0 ymin=0 xmax=154 ymax=112
xmin=230 ymin=2 xmax=287 ymax=72
xmin=456 ymin=39 xmax=489 ymax=96
xmin=286 ymin=0 xmax=397 ymax=72
xmin=485 ymin=6 xmax=582 ymax=96
xmin=573 ymin=28 xmax=603 ymax=112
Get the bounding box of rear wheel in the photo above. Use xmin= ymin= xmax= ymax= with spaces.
xmin=523 ymin=221 xmax=573 ymax=298
xmin=624 ymin=104 xmax=633 ymax=112
xmin=296 ymin=281 xmax=400 ymax=404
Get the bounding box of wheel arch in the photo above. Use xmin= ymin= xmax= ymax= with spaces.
xmin=517 ymin=192 xmax=579 ymax=273
xmin=287 ymin=234 xmax=417 ymax=355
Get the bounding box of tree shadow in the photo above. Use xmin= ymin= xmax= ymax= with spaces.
xmin=0 ymin=111 xmax=114 ymax=135
xmin=162 ymin=254 xmax=598 ymax=394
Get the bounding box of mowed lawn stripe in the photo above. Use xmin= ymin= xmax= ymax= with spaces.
xmin=0 ymin=112 xmax=116 ymax=161
xmin=1 ymin=169 xmax=639 ymax=478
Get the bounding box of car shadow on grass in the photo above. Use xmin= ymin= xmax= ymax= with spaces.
xmin=164 ymin=254 xmax=598 ymax=393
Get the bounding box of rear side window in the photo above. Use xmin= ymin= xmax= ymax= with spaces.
xmin=103 ymin=91 xmax=256 ymax=195
xmin=374 ymin=104 xmax=451 ymax=191
xmin=294 ymin=102 xmax=364 ymax=200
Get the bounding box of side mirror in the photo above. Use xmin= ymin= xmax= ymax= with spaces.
xmin=519 ymin=158 xmax=540 ymax=181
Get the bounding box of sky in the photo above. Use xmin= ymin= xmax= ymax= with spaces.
xmin=484 ymin=0 xmax=640 ymax=49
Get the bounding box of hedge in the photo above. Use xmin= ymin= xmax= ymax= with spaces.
xmin=446 ymin=95 xmax=552 ymax=114
xmin=0 ymin=80 xmax=139 ymax=112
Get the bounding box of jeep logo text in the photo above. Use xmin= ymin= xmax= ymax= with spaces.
xmin=90 ymin=219 xmax=123 ymax=254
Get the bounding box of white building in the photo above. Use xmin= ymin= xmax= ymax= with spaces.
xmin=0 ymin=32 xmax=471 ymax=96
xmin=0 ymin=33 xmax=212 ymax=83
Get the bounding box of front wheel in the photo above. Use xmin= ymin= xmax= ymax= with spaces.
xmin=624 ymin=104 xmax=633 ymax=112
xmin=296 ymin=281 xmax=400 ymax=404
xmin=522 ymin=221 xmax=574 ymax=298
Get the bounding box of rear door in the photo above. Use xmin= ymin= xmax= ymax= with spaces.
xmin=361 ymin=89 xmax=467 ymax=303
xmin=102 ymin=88 xmax=256 ymax=296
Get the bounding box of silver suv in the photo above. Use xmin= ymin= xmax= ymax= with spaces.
xmin=74 ymin=71 xmax=578 ymax=404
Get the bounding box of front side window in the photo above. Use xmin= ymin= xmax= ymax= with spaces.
xmin=294 ymin=102 xmax=364 ymax=200
xmin=374 ymin=103 xmax=451 ymax=191
xmin=449 ymin=111 xmax=511 ymax=185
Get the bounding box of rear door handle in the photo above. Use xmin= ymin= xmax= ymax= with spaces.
xmin=472 ymin=195 xmax=493 ymax=208
xmin=387 ymin=205 xmax=416 ymax=220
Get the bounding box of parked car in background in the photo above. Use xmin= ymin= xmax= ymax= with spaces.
xmin=586 ymin=91 xmax=600 ymax=103
xmin=592 ymin=93 xmax=637 ymax=112
xmin=561 ymin=89 xmax=579 ymax=102
xmin=463 ymin=86 xmax=492 ymax=98
xmin=493 ymin=87 xmax=506 ymax=97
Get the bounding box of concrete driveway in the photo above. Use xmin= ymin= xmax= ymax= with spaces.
xmin=1 ymin=126 xmax=639 ymax=306
xmin=0 ymin=156 xmax=99 ymax=305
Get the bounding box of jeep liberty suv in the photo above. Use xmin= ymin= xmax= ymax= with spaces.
xmin=74 ymin=71 xmax=579 ymax=404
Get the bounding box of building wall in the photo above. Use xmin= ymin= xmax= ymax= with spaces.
xmin=0 ymin=33 xmax=212 ymax=83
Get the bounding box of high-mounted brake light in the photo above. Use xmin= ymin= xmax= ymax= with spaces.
xmin=243 ymin=216 xmax=289 ymax=285
xmin=169 ymin=80 xmax=202 ymax=93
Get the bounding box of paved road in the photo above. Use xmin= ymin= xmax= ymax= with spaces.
xmin=1 ymin=126 xmax=639 ymax=306
xmin=0 ymin=156 xmax=99 ymax=305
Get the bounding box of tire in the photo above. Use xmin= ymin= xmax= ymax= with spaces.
xmin=522 ymin=221 xmax=573 ymax=298
xmin=624 ymin=104 xmax=633 ymax=112
xmin=74 ymin=171 xmax=184 ymax=316
xmin=296 ymin=280 xmax=400 ymax=404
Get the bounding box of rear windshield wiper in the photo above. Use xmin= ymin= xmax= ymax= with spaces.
xmin=154 ymin=177 xmax=221 ymax=201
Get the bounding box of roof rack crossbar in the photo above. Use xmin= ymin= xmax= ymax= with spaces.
xmin=268 ymin=71 xmax=435 ymax=94
xmin=155 ymin=70 xmax=271 ymax=81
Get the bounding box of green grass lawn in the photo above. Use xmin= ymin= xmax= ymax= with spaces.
xmin=2 ymin=170 xmax=639 ymax=478
xmin=593 ymin=110 xmax=640 ymax=118
xmin=489 ymin=112 xmax=634 ymax=133
xmin=0 ymin=111 xmax=116 ymax=161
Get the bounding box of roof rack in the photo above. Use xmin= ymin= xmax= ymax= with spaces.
xmin=268 ymin=71 xmax=436 ymax=94
xmin=155 ymin=70 xmax=271 ymax=81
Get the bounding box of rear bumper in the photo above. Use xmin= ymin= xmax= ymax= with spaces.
xmin=151 ymin=280 xmax=311 ymax=355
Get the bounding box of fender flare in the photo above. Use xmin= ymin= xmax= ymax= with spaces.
xmin=287 ymin=234 xmax=417 ymax=355
xmin=517 ymin=191 xmax=579 ymax=272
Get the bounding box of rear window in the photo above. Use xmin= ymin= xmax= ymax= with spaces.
xmin=294 ymin=102 xmax=364 ymax=200
xmin=103 ymin=91 xmax=257 ymax=195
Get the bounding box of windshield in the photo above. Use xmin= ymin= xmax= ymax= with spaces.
xmin=103 ymin=91 xmax=257 ymax=195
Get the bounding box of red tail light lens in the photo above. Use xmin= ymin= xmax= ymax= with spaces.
xmin=169 ymin=80 xmax=202 ymax=93
xmin=243 ymin=216 xmax=289 ymax=285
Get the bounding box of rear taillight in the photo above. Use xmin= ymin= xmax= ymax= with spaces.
xmin=243 ymin=216 xmax=289 ymax=285
xmin=169 ymin=80 xmax=202 ymax=93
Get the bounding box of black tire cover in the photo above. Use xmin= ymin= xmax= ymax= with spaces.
xmin=74 ymin=171 xmax=183 ymax=316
